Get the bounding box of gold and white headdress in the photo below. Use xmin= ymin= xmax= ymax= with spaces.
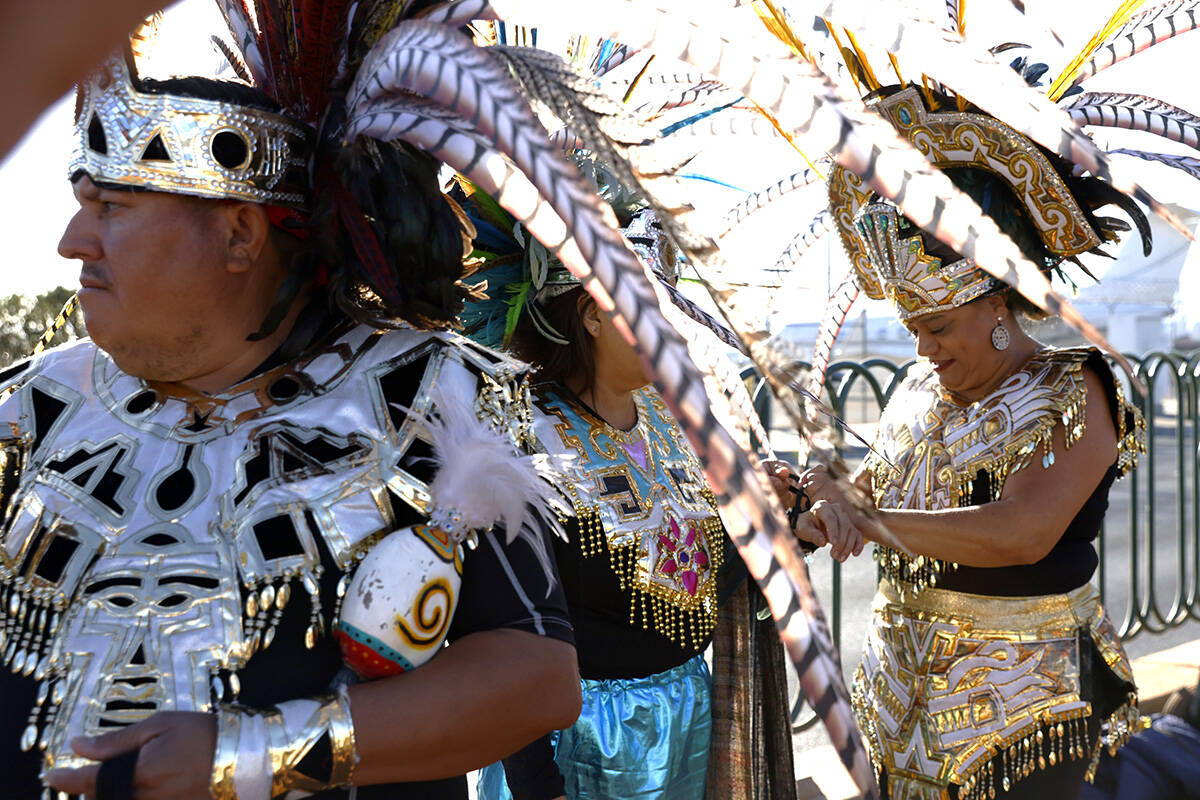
xmin=829 ymin=87 xmax=1104 ymax=320
xmin=69 ymin=53 xmax=312 ymax=208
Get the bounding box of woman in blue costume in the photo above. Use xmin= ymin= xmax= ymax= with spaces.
xmin=462 ymin=191 xmax=857 ymax=800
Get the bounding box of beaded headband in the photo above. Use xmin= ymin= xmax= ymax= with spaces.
xmin=69 ymin=53 xmax=313 ymax=209
xmin=852 ymin=202 xmax=998 ymax=321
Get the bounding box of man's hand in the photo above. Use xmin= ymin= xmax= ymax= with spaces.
xmin=44 ymin=711 xmax=216 ymax=800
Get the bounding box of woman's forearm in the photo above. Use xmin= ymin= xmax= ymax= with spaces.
xmin=871 ymin=500 xmax=1057 ymax=568
xmin=349 ymin=629 xmax=581 ymax=785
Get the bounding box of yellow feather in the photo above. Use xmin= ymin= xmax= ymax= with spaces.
xmin=33 ymin=293 xmax=79 ymax=356
xmin=843 ymin=29 xmax=881 ymax=91
xmin=888 ymin=52 xmax=905 ymax=85
xmin=1047 ymin=0 xmax=1147 ymax=101
xmin=751 ymin=0 xmax=810 ymax=61
xmin=745 ymin=2 xmax=825 ymax=177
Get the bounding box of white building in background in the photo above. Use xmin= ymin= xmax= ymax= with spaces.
xmin=1070 ymin=203 xmax=1200 ymax=355
xmin=771 ymin=202 xmax=1200 ymax=363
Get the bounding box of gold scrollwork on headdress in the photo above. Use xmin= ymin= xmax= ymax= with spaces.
xmin=829 ymin=86 xmax=1102 ymax=319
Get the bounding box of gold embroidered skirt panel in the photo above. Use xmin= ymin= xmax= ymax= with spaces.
xmin=852 ymin=579 xmax=1138 ymax=800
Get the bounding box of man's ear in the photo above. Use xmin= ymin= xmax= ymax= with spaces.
xmin=219 ymin=202 xmax=271 ymax=274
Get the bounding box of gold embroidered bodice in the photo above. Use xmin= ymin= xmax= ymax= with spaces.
xmin=531 ymin=386 xmax=724 ymax=650
xmin=853 ymin=348 xmax=1145 ymax=799
xmin=865 ymin=347 xmax=1144 ymax=594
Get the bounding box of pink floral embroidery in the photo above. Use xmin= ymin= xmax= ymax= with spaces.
xmin=657 ymin=516 xmax=709 ymax=595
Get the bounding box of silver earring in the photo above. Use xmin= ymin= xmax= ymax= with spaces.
xmin=990 ymin=318 xmax=1010 ymax=351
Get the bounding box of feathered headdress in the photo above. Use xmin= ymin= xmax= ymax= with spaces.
xmin=457 ymin=159 xmax=687 ymax=349
xmin=699 ymin=0 xmax=1200 ymax=404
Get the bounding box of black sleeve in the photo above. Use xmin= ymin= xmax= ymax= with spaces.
xmin=0 ymin=669 xmax=44 ymax=798
xmin=447 ymin=514 xmax=575 ymax=646
xmin=500 ymin=734 xmax=566 ymax=800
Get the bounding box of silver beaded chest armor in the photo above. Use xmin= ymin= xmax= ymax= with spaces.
xmin=0 ymin=325 xmax=533 ymax=773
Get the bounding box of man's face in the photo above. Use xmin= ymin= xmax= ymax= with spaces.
xmin=58 ymin=176 xmax=240 ymax=381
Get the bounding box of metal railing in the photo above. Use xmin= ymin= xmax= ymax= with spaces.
xmin=743 ymin=351 xmax=1200 ymax=728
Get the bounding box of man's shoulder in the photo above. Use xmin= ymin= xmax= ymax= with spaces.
xmin=356 ymin=326 xmax=536 ymax=447
xmin=0 ymin=337 xmax=99 ymax=397
xmin=361 ymin=326 xmax=531 ymax=379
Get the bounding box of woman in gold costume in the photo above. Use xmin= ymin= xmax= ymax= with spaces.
xmin=805 ymin=83 xmax=1152 ymax=800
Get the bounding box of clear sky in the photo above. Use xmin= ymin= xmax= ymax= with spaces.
xmin=1 ymin=0 xmax=1197 ymax=328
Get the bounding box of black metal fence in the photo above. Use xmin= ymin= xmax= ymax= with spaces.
xmin=744 ymin=351 xmax=1200 ymax=728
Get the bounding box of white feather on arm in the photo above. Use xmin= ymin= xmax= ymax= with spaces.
xmin=393 ymin=385 xmax=570 ymax=584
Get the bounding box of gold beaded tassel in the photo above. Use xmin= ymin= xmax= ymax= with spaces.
xmin=578 ymin=507 xmax=605 ymax=558
xmin=243 ymin=580 xmax=271 ymax=656
xmin=1061 ymin=381 xmax=1087 ymax=449
xmin=301 ymin=567 xmax=325 ymax=649
xmin=19 ymin=676 xmax=50 ymax=752
xmin=963 ymin=712 xmax=1094 ymax=798
xmin=1086 ymin=693 xmax=1142 ymax=780
xmin=873 ymin=546 xmax=958 ymax=598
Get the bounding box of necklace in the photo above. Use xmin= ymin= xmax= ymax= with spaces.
xmin=568 ymin=385 xmax=639 ymax=432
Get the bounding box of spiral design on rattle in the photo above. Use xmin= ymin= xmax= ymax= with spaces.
xmin=394 ymin=577 xmax=453 ymax=650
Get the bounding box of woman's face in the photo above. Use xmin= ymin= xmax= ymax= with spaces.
xmin=580 ymin=296 xmax=652 ymax=392
xmin=903 ymin=295 xmax=1012 ymax=396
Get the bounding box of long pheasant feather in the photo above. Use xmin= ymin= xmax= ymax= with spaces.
xmin=717 ymin=165 xmax=827 ymax=237
xmin=1063 ymin=92 xmax=1200 ymax=152
xmin=766 ymin=209 xmax=835 ymax=274
xmin=345 ymin=15 xmax=877 ymax=794
xmin=1110 ymin=147 xmax=1200 ymax=180
xmin=1067 ymin=0 xmax=1200 ymax=91
xmin=806 ymin=276 xmax=860 ymax=405
xmin=809 ymin=0 xmax=1192 ymax=244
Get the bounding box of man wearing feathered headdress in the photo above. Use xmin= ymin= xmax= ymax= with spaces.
xmin=0 ymin=9 xmax=585 ymax=800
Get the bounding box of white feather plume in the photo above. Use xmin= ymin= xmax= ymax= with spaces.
xmin=395 ymin=386 xmax=569 ymax=585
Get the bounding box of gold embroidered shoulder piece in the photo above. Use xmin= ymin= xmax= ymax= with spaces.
xmin=865 ymin=347 xmax=1144 ymax=594
xmin=531 ymin=385 xmax=724 ymax=649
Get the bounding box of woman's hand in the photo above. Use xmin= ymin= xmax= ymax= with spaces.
xmin=798 ymin=464 xmax=845 ymax=505
xmin=44 ymin=711 xmax=217 ymax=799
xmin=760 ymin=458 xmax=797 ymax=509
xmin=794 ymin=499 xmax=864 ymax=562
xmin=761 ymin=459 xmax=864 ymax=560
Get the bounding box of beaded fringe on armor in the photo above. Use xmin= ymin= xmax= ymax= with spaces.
xmin=872 ymin=546 xmax=959 ymax=598
xmin=853 ymin=580 xmax=1141 ymax=800
xmin=866 ymin=350 xmax=1154 ymax=523
xmin=951 ymin=693 xmax=1144 ymax=799
xmin=572 ymin=506 xmax=723 ymax=650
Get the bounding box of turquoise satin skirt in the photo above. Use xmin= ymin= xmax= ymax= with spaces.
xmin=478 ymin=653 xmax=712 ymax=800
